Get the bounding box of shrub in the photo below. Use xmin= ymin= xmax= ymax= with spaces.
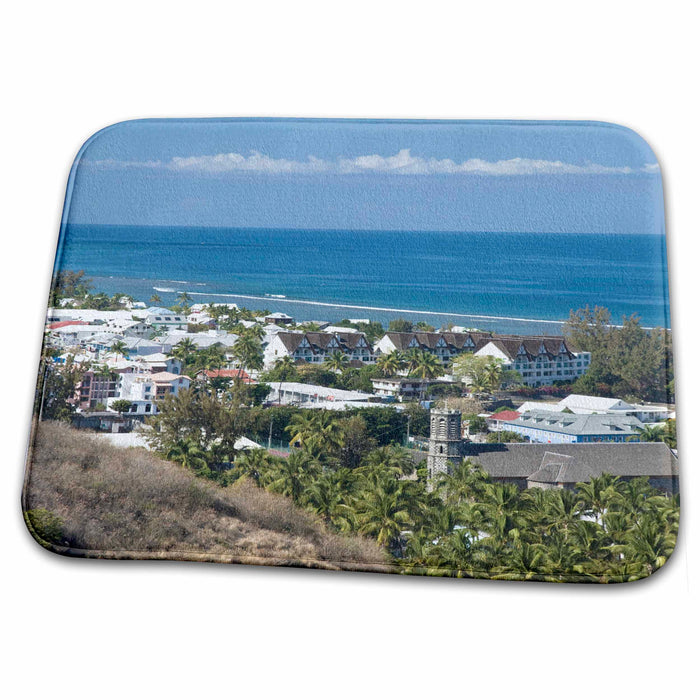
xmin=25 ymin=508 xmax=65 ymax=546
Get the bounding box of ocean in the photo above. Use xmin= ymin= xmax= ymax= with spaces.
xmin=55 ymin=225 xmax=671 ymax=335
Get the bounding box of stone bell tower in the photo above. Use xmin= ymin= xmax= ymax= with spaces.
xmin=427 ymin=408 xmax=463 ymax=480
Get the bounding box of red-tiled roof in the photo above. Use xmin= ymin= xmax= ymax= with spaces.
xmin=488 ymin=410 xmax=521 ymax=422
xmin=48 ymin=320 xmax=89 ymax=329
xmin=202 ymin=369 xmax=254 ymax=383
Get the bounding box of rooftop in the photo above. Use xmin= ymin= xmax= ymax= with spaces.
xmin=503 ymin=409 xmax=643 ymax=436
xmin=458 ymin=442 xmax=678 ymax=483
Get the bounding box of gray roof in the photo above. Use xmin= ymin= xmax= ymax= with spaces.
xmin=502 ymin=410 xmax=643 ymax=436
xmin=460 ymin=442 xmax=678 ymax=483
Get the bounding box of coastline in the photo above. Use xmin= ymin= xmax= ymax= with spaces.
xmin=82 ymin=275 xmax=669 ymax=335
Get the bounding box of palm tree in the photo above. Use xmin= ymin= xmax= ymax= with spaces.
xmin=663 ymin=418 xmax=677 ymax=449
xmin=352 ymin=483 xmax=412 ymax=548
xmin=286 ymin=412 xmax=320 ymax=449
xmin=361 ymin=445 xmax=415 ymax=481
xmin=308 ymin=412 xmax=346 ymax=455
xmin=149 ymin=294 xmax=162 ymax=304
xmin=176 ymin=291 xmax=192 ymax=308
xmin=473 ymin=482 xmax=525 ymax=547
xmin=324 ymin=350 xmax=349 ymax=373
xmin=172 ymin=337 xmax=197 ymax=358
xmin=272 ymin=356 xmax=297 ymax=380
xmin=265 ymin=451 xmax=320 ymax=504
xmin=576 ymin=473 xmax=621 ymax=523
xmin=285 ymin=412 xmax=345 ymax=458
xmin=492 ymin=542 xmax=547 ymax=581
xmin=483 ymin=358 xmax=503 ymax=391
xmin=633 ymin=424 xmax=666 ymax=442
xmin=243 ymin=324 xmax=265 ymax=340
xmin=93 ymin=364 xmax=113 ymax=380
xmin=410 ymin=351 xmax=442 ymax=379
xmin=404 ymin=348 xmax=423 ymax=374
xmin=305 ymin=471 xmax=355 ymax=530
xmin=540 ymin=489 xmax=587 ymax=540
xmin=109 ymin=340 xmax=128 ymax=357
xmin=375 ymin=351 xmax=405 ymax=377
xmin=232 ymin=333 xmax=264 ymax=370
xmin=234 ymin=449 xmax=277 ymax=486
xmin=165 ymin=439 xmax=210 ymax=475
xmin=436 ymin=458 xmax=489 ymax=506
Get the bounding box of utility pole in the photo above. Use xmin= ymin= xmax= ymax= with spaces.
xmin=268 ymin=415 xmax=273 ymax=450
xmin=406 ymin=413 xmax=411 ymax=447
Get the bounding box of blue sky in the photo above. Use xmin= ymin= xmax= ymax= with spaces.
xmin=65 ymin=119 xmax=664 ymax=233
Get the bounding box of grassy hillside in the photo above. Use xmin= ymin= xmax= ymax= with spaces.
xmin=23 ymin=422 xmax=391 ymax=572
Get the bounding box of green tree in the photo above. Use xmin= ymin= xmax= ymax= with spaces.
xmin=388 ymin=319 xmax=414 ymax=333
xmin=265 ymin=451 xmax=320 ymax=504
xmin=485 ymin=430 xmax=526 ymax=443
xmin=109 ymin=340 xmax=128 ymax=357
xmin=324 ymin=350 xmax=349 ymax=373
xmin=375 ymin=350 xmax=405 ymax=377
xmin=176 ymin=291 xmax=192 ymax=309
xmin=111 ymin=399 xmax=133 ymax=415
xmin=565 ymin=305 xmax=673 ymax=402
xmin=464 ymin=413 xmax=488 ymax=434
xmin=232 ymin=332 xmax=264 ymax=371
xmin=410 ymin=351 xmax=442 ymax=379
xmin=165 ymin=439 xmax=211 ymax=476
xmin=352 ymin=481 xmax=413 ymax=548
xmin=633 ymin=424 xmax=666 ymax=442
xmin=232 ymin=449 xmax=278 ymax=486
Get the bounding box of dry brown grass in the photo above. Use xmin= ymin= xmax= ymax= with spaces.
xmin=23 ymin=422 xmax=392 ymax=572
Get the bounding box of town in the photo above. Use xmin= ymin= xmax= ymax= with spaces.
xmin=30 ymin=272 xmax=679 ymax=581
xmin=41 ymin=274 xmax=677 ymax=479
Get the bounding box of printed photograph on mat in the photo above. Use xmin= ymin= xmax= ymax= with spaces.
xmin=24 ymin=119 xmax=678 ymax=582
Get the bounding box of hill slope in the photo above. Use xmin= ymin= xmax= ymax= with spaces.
xmin=23 ymin=422 xmax=391 ymax=572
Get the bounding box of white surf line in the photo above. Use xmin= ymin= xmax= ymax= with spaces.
xmin=184 ymin=291 xmax=567 ymax=326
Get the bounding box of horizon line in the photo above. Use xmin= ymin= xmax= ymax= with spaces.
xmin=62 ymin=223 xmax=666 ymax=236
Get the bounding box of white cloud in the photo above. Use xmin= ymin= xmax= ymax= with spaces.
xmin=83 ymin=149 xmax=658 ymax=176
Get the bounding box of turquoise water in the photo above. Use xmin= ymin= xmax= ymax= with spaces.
xmin=55 ymin=225 xmax=671 ymax=334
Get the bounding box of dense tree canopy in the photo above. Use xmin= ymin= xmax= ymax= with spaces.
xmin=564 ymin=305 xmax=673 ymax=402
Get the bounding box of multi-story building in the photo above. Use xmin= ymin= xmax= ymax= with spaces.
xmin=374 ymin=331 xmax=492 ymax=368
xmin=109 ymin=371 xmax=191 ymax=418
xmin=474 ymin=336 xmax=591 ymax=386
xmin=73 ymin=370 xmax=120 ymax=409
xmin=263 ymin=331 xmax=375 ymax=367
xmin=371 ymin=377 xmax=429 ymax=401
xmin=264 ymin=312 xmax=294 ymax=325
xmin=500 ymin=409 xmax=643 ymax=444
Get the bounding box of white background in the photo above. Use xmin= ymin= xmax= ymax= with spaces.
xmin=2 ymin=2 xmax=697 ymax=697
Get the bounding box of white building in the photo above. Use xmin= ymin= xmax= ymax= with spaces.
xmin=475 ymin=337 xmax=591 ymax=386
xmin=374 ymin=331 xmax=491 ymax=368
xmin=111 ymin=371 xmax=191 ymax=417
xmin=144 ymin=313 xmax=188 ymax=331
xmin=517 ymin=394 xmax=672 ymax=424
xmin=267 ymin=382 xmax=374 ymax=407
xmin=50 ymin=324 xmax=113 ymax=346
xmin=500 ymin=410 xmax=644 ymax=444
xmin=371 ymin=377 xmax=429 ymax=401
xmin=264 ymin=331 xmax=374 ymax=368
xmin=103 ymin=318 xmax=153 ymax=337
